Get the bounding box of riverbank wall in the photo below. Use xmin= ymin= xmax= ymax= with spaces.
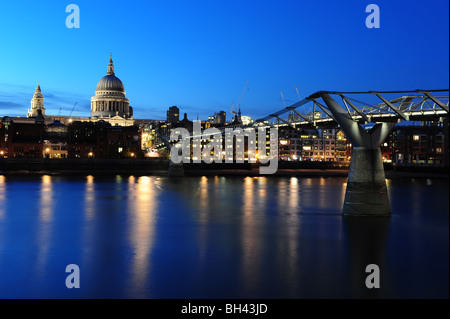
xmin=0 ymin=158 xmax=447 ymax=178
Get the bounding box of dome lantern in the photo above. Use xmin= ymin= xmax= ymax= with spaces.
xmin=107 ymin=53 xmax=115 ymax=76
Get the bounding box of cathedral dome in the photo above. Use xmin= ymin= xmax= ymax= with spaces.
xmin=91 ymin=54 xmax=131 ymax=119
xmin=95 ymin=54 xmax=125 ymax=92
xmin=96 ymin=75 xmax=124 ymax=92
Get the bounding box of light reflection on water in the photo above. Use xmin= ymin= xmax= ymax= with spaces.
xmin=36 ymin=175 xmax=54 ymax=277
xmin=0 ymin=176 xmax=5 ymax=219
xmin=0 ymin=174 xmax=447 ymax=298
xmin=127 ymin=176 xmax=158 ymax=298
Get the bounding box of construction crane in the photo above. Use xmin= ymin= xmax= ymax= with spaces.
xmin=230 ymin=104 xmax=237 ymax=116
xmin=231 ymin=80 xmax=249 ymax=116
xmin=294 ymin=86 xmax=301 ymax=100
xmin=280 ymin=91 xmax=287 ymax=107
xmin=237 ymin=80 xmax=249 ymax=109
xmin=281 ymin=91 xmax=295 ymax=123
xmin=69 ymin=102 xmax=78 ymax=117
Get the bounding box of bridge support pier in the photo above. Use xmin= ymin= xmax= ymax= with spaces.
xmin=344 ymin=147 xmax=390 ymax=216
xmin=168 ymin=161 xmax=185 ymax=177
xmin=319 ymin=93 xmax=396 ymax=216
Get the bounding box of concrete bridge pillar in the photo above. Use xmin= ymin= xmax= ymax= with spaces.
xmin=168 ymin=160 xmax=185 ymax=177
xmin=319 ymin=94 xmax=396 ymax=216
xmin=158 ymin=135 xmax=186 ymax=177
xmin=344 ymin=147 xmax=390 ymax=216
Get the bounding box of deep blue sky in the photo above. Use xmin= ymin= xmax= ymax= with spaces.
xmin=0 ymin=0 xmax=448 ymax=120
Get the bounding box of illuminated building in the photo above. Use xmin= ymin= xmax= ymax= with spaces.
xmin=22 ymin=55 xmax=136 ymax=127
xmin=43 ymin=120 xmax=69 ymax=159
xmin=91 ymin=54 xmax=133 ymax=121
xmin=276 ymin=127 xmax=349 ymax=162
xmin=391 ymin=123 xmax=446 ymax=165
xmin=67 ymin=121 xmax=142 ymax=159
xmin=27 ymin=84 xmax=46 ymax=118
xmin=0 ymin=116 xmax=45 ymax=158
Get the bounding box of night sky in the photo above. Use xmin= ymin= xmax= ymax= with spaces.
xmin=0 ymin=0 xmax=448 ymax=120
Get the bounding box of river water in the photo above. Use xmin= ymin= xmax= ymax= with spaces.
xmin=0 ymin=174 xmax=447 ymax=298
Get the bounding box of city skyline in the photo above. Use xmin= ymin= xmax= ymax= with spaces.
xmin=0 ymin=0 xmax=448 ymax=121
xmin=0 ymin=0 xmax=448 ymax=302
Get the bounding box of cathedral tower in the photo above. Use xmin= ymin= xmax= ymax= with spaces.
xmin=27 ymin=83 xmax=46 ymax=118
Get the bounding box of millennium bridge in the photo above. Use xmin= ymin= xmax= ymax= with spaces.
xmin=164 ymin=89 xmax=449 ymax=216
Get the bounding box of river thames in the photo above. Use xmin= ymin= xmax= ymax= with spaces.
xmin=0 ymin=174 xmax=448 ymax=299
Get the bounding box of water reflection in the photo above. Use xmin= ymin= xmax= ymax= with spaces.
xmin=289 ymin=177 xmax=299 ymax=211
xmin=84 ymin=175 xmax=95 ymax=221
xmin=343 ymin=216 xmax=390 ymax=298
xmin=40 ymin=175 xmax=53 ymax=223
xmin=240 ymin=177 xmax=262 ymax=294
xmin=0 ymin=175 xmax=447 ymax=298
xmin=275 ymin=177 xmax=301 ymax=296
xmin=127 ymin=176 xmax=158 ymax=297
xmin=198 ymin=176 xmax=209 ymax=224
xmin=36 ymin=175 xmax=54 ymax=275
xmin=0 ymin=176 xmax=5 ymax=219
xmin=317 ymin=177 xmax=327 ymax=209
xmin=257 ymin=178 xmax=267 ymax=201
xmin=242 ymin=177 xmax=254 ymax=217
xmin=81 ymin=174 xmax=97 ymax=287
